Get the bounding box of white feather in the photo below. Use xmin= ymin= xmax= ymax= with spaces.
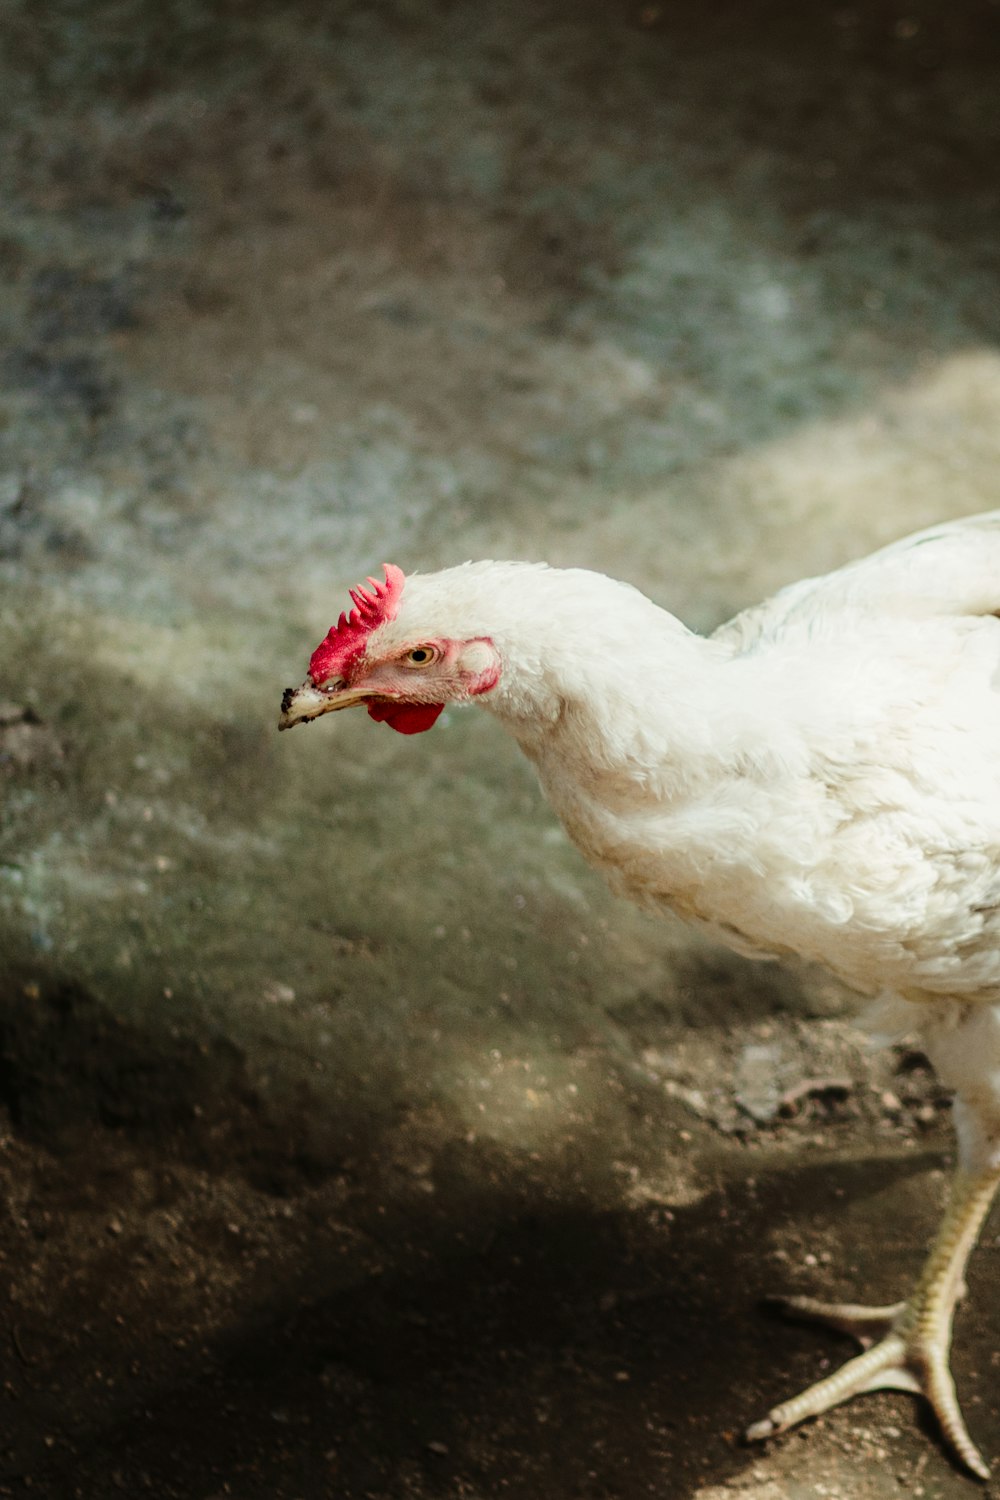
xmin=376 ymin=514 xmax=1000 ymax=1168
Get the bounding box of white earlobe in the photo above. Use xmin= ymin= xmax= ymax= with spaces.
xmin=458 ymin=639 xmax=497 ymax=674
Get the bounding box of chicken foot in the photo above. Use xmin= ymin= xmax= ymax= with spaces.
xmin=746 ymin=1164 xmax=1000 ymax=1480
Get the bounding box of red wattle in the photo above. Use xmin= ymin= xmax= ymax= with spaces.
xmin=366 ymin=701 xmax=445 ymax=734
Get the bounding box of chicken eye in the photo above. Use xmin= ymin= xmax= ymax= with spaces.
xmin=404 ymin=646 xmax=438 ymax=667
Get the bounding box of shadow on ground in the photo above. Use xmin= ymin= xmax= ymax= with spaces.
xmin=0 ymin=959 xmax=955 ymax=1500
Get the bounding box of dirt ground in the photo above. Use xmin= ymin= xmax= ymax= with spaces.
xmin=2 ymin=1 xmax=1000 ymax=1496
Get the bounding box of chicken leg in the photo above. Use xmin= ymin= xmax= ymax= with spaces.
xmin=747 ymin=1162 xmax=1000 ymax=1480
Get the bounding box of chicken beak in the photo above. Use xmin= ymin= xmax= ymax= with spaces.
xmin=278 ymin=680 xmax=370 ymax=731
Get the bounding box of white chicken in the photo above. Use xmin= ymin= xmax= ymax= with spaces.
xmin=279 ymin=512 xmax=1000 ymax=1479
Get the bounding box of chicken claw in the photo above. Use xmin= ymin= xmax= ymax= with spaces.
xmin=747 ymin=1165 xmax=1000 ymax=1481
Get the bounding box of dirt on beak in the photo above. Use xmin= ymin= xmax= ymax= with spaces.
xmin=277 ymin=680 xmax=369 ymax=730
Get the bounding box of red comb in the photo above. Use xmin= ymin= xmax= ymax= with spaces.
xmin=309 ymin=563 xmax=406 ymax=683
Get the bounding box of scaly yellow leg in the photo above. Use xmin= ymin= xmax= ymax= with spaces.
xmin=747 ymin=1165 xmax=1000 ymax=1480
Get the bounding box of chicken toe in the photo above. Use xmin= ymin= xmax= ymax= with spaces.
xmin=747 ymin=1301 xmax=988 ymax=1480
xmin=747 ymin=1164 xmax=1000 ymax=1481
